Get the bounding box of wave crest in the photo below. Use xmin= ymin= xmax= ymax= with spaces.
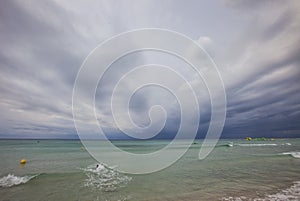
xmin=222 ymin=181 xmax=300 ymax=201
xmin=281 ymin=151 xmax=300 ymax=159
xmin=0 ymin=174 xmax=37 ymax=187
xmin=238 ymin=143 xmax=278 ymax=147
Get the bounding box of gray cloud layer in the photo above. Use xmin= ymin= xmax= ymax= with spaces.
xmin=0 ymin=0 xmax=299 ymax=139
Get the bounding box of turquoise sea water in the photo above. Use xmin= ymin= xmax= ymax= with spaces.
xmin=0 ymin=139 xmax=299 ymax=201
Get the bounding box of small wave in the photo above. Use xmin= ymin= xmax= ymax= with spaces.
xmin=238 ymin=143 xmax=277 ymax=147
xmin=82 ymin=163 xmax=132 ymax=192
xmin=0 ymin=174 xmax=37 ymax=187
xmin=222 ymin=181 xmax=300 ymax=201
xmin=281 ymin=151 xmax=300 ymax=159
xmin=267 ymin=181 xmax=300 ymax=200
xmin=216 ymin=142 xmax=234 ymax=148
xmin=226 ymin=142 xmax=233 ymax=147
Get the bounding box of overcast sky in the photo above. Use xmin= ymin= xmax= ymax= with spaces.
xmin=0 ymin=0 xmax=300 ymax=139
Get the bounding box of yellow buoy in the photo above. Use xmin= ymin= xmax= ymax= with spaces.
xmin=20 ymin=159 xmax=27 ymax=164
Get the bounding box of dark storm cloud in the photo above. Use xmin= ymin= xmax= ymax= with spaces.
xmin=213 ymin=0 xmax=300 ymax=138
xmin=0 ymin=0 xmax=93 ymax=138
xmin=0 ymin=0 xmax=299 ymax=138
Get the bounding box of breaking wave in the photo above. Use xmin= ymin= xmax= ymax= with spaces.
xmin=82 ymin=163 xmax=132 ymax=192
xmin=218 ymin=142 xmax=293 ymax=148
xmin=0 ymin=174 xmax=38 ymax=187
xmin=238 ymin=143 xmax=278 ymax=147
xmin=222 ymin=181 xmax=300 ymax=201
xmin=281 ymin=151 xmax=300 ymax=159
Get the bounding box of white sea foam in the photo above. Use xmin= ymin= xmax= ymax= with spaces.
xmin=267 ymin=181 xmax=300 ymax=200
xmin=222 ymin=181 xmax=300 ymax=201
xmin=0 ymin=174 xmax=37 ymax=187
xmin=82 ymin=163 xmax=132 ymax=192
xmin=281 ymin=151 xmax=300 ymax=159
xmin=238 ymin=143 xmax=278 ymax=147
xmin=227 ymin=143 xmax=233 ymax=147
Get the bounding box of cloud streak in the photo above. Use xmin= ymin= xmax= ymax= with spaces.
xmin=0 ymin=0 xmax=299 ymax=139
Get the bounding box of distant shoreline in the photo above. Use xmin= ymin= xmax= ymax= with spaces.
xmin=0 ymin=138 xmax=299 ymax=140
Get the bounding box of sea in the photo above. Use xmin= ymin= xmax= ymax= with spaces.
xmin=0 ymin=139 xmax=299 ymax=201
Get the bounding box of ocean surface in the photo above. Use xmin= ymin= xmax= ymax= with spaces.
xmin=0 ymin=139 xmax=299 ymax=201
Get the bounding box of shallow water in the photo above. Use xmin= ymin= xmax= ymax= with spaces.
xmin=0 ymin=139 xmax=299 ymax=201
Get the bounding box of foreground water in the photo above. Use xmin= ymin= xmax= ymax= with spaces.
xmin=0 ymin=139 xmax=299 ymax=201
